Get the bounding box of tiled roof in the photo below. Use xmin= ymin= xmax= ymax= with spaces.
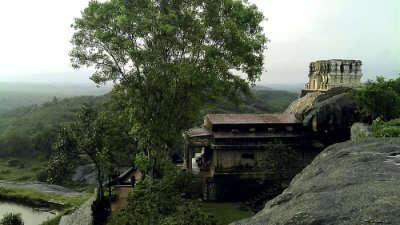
xmin=206 ymin=113 xmax=299 ymax=124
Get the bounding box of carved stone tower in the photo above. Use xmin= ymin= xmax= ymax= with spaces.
xmin=303 ymin=59 xmax=362 ymax=94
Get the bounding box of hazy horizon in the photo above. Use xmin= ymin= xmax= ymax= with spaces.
xmin=0 ymin=0 xmax=398 ymax=85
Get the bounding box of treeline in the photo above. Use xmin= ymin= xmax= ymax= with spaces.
xmin=0 ymin=88 xmax=297 ymax=159
xmin=0 ymin=96 xmax=108 ymax=158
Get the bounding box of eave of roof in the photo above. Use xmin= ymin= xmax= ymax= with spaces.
xmin=186 ymin=127 xmax=212 ymax=137
xmin=206 ymin=113 xmax=300 ymax=125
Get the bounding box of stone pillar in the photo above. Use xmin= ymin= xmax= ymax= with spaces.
xmin=183 ymin=137 xmax=192 ymax=173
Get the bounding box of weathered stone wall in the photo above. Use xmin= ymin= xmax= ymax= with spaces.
xmin=59 ymin=191 xmax=97 ymax=225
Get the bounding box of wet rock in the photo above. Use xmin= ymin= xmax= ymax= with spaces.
xmin=231 ymin=138 xmax=400 ymax=225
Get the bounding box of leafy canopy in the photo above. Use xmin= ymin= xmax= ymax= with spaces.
xmin=351 ymin=76 xmax=400 ymax=121
xmin=71 ymin=0 xmax=267 ymax=156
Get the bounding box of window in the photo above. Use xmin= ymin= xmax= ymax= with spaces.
xmin=231 ymin=129 xmax=239 ymax=134
xmin=249 ymin=128 xmax=256 ymax=132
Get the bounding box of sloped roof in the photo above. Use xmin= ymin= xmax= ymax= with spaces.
xmin=186 ymin=127 xmax=212 ymax=137
xmin=206 ymin=113 xmax=299 ymax=124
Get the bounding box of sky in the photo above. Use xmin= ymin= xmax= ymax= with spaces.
xmin=0 ymin=0 xmax=398 ymax=85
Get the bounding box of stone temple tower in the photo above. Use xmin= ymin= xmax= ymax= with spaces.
xmin=303 ymin=59 xmax=362 ymax=95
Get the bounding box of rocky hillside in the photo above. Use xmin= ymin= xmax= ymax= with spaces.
xmin=231 ymin=137 xmax=400 ymax=225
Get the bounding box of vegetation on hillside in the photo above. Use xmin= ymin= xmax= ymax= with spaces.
xmin=351 ymin=75 xmax=400 ymax=137
xmin=0 ymin=96 xmax=107 ymax=158
xmin=0 ymin=82 xmax=111 ymax=115
xmin=351 ymin=76 xmax=400 ymax=121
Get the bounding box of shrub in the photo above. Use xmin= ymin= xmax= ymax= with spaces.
xmin=0 ymin=169 xmax=11 ymax=174
xmin=6 ymin=159 xmax=22 ymax=167
xmin=371 ymin=118 xmax=400 ymax=137
xmin=350 ymin=76 xmax=400 ymax=121
xmin=107 ymin=169 xmax=216 ymax=225
xmin=36 ymin=170 xmax=48 ymax=182
xmin=0 ymin=213 xmax=24 ymax=225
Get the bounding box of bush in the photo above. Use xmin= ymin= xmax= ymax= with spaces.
xmin=107 ymin=168 xmax=216 ymax=225
xmin=36 ymin=170 xmax=48 ymax=182
xmin=371 ymin=118 xmax=400 ymax=137
xmin=0 ymin=213 xmax=24 ymax=225
xmin=351 ymin=76 xmax=400 ymax=121
xmin=6 ymin=159 xmax=22 ymax=167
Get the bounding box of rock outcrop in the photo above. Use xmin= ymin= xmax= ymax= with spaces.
xmin=59 ymin=191 xmax=97 ymax=225
xmin=351 ymin=123 xmax=372 ymax=141
xmin=231 ymin=138 xmax=400 ymax=225
xmin=286 ymin=87 xmax=359 ymax=132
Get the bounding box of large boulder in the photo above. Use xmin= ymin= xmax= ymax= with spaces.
xmin=231 ymin=138 xmax=400 ymax=225
xmin=286 ymin=87 xmax=359 ymax=132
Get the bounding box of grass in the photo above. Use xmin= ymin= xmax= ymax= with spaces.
xmin=0 ymin=157 xmax=47 ymax=181
xmin=0 ymin=186 xmax=91 ymax=208
xmin=202 ymin=202 xmax=254 ymax=225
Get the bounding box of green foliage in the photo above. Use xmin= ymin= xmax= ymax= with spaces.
xmin=351 ymin=76 xmax=400 ymax=121
xmin=107 ymin=168 xmax=216 ymax=225
xmin=46 ymin=127 xmax=78 ymax=184
xmin=71 ymin=0 xmax=267 ymax=173
xmin=371 ymin=118 xmax=400 ymax=137
xmin=0 ymin=213 xmax=24 ymax=225
xmin=6 ymin=159 xmax=22 ymax=167
xmin=0 ymin=186 xmax=91 ymax=208
xmin=201 ymin=202 xmax=254 ymax=225
xmin=0 ymin=96 xmax=106 ymax=158
xmin=203 ymin=88 xmax=297 ymax=115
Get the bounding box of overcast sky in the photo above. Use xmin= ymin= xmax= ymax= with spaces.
xmin=0 ymin=0 xmax=398 ymax=85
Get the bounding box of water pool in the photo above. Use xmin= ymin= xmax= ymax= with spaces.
xmin=0 ymin=202 xmax=57 ymax=225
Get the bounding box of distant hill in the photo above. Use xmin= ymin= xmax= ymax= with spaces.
xmin=257 ymin=83 xmax=304 ymax=94
xmin=0 ymin=95 xmax=107 ymax=157
xmin=204 ymin=87 xmax=298 ymax=115
xmin=0 ymin=82 xmax=112 ymax=115
xmin=0 ymin=85 xmax=298 ymax=157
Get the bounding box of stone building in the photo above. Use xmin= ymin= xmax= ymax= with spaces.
xmin=183 ymin=114 xmax=319 ymax=200
xmin=303 ymin=59 xmax=362 ymax=95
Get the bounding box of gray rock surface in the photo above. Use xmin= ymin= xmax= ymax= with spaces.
xmin=72 ymin=164 xmax=97 ymax=184
xmin=351 ymin=123 xmax=372 ymax=141
xmin=231 ymin=138 xmax=400 ymax=225
xmin=59 ymin=194 xmax=95 ymax=225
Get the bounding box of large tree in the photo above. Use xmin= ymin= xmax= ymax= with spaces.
xmin=71 ymin=0 xmax=267 ymax=171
